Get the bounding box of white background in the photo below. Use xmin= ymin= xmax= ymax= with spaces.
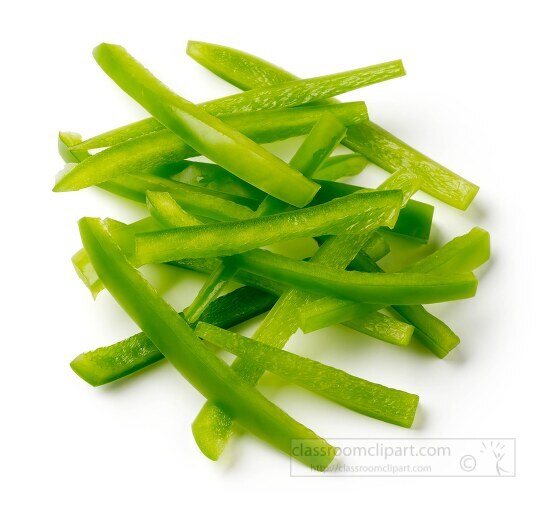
xmin=1 ymin=0 xmax=547 ymax=509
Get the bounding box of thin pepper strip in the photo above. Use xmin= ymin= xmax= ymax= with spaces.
xmin=186 ymin=40 xmax=479 ymax=210
xmin=78 ymin=217 xmax=335 ymax=470
xmin=227 ymin=248 xmax=478 ymax=305
xmin=195 ymin=323 xmax=419 ymax=428
xmin=66 ymin=102 xmax=369 ymax=196
xmin=133 ymin=190 xmax=402 ymax=263
xmin=289 ymin=113 xmax=347 ymax=178
xmin=301 ymin=227 xmax=490 ymax=330
xmin=58 ymin=132 xmax=256 ymax=221
xmin=73 ymin=102 xmax=366 ymax=151
xmin=69 ymin=210 xmax=390 ymax=301
xmin=58 ymin=44 xmax=319 ymax=207
xmin=71 ymin=53 xmax=403 ymax=149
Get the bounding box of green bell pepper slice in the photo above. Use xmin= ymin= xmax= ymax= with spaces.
xmin=227 ymin=248 xmax=478 ymax=305
xmin=58 ymin=44 xmax=321 ymax=207
xmin=133 ymin=190 xmax=402 ymax=263
xmin=71 ymin=50 xmax=402 ymax=150
xmin=300 ymin=228 xmax=490 ymax=357
xmin=78 ymin=216 xmax=335 ymax=470
xmin=186 ymin=40 xmax=479 ymax=210
xmin=71 ymin=286 xmax=278 ymax=386
xmin=195 ymin=322 xmax=419 ymax=428
xmin=73 ymin=102 xmax=368 ymax=151
xmin=64 ymin=102 xmax=368 ymax=197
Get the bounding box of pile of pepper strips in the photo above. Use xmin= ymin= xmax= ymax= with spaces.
xmin=56 ymin=42 xmax=490 ymax=471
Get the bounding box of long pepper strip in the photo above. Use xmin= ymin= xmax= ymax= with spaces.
xmin=69 ymin=206 xmax=391 ymax=300
xmin=58 ymin=45 xmax=318 ymax=207
xmin=300 ymin=227 xmax=490 ymax=331
xmin=75 ymin=101 xmax=367 ymax=151
xmin=78 ymin=217 xmax=335 ymax=470
xmin=195 ymin=323 xmax=418 ymax=427
xmin=66 ymin=102 xmax=368 ymax=196
xmin=72 ymin=52 xmax=403 ymax=149
xmin=134 ymin=190 xmax=402 ymax=263
xmin=227 ymin=249 xmax=478 ymax=305
xmin=300 ymin=228 xmax=489 ymax=357
xmin=186 ymin=40 xmax=479 ymax=210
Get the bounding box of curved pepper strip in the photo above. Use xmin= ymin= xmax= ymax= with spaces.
xmin=65 ymin=102 xmax=368 ymax=195
xmin=186 ymin=40 xmax=479 ymax=210
xmin=300 ymin=228 xmax=490 ymax=357
xmin=72 ymin=54 xmax=403 ymax=149
xmin=58 ymin=44 xmax=320 ymax=207
xmin=78 ymin=217 xmax=335 ymax=470
xmin=227 ymin=248 xmax=478 ymax=305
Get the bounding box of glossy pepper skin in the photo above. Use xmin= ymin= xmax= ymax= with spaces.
xmin=71 ymin=51 xmax=403 ymax=149
xmin=227 ymin=248 xmax=478 ymax=305
xmin=69 ymin=246 xmax=410 ymax=388
xmin=57 ymin=44 xmax=321 ymax=208
xmin=78 ymin=217 xmax=335 ymax=470
xmin=195 ymin=322 xmax=419 ymax=428
xmin=65 ymin=102 xmax=368 ymax=193
xmin=300 ymin=228 xmax=490 ymax=357
xmin=186 ymin=40 xmax=479 ymax=210
xmin=73 ymin=102 xmax=368 ymax=151
xmin=133 ymin=190 xmax=403 ymax=263
xmin=301 ymin=227 xmax=490 ymax=328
